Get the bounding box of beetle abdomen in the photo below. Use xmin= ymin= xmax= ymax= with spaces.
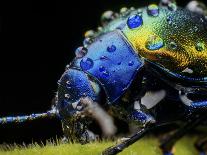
xmin=121 ymin=5 xmax=207 ymax=81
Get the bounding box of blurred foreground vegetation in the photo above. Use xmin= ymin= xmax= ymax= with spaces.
xmin=0 ymin=136 xmax=200 ymax=155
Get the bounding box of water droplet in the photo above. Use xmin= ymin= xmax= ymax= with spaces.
xmin=167 ymin=16 xmax=173 ymax=25
xmin=168 ymin=3 xmax=177 ymax=11
xmin=101 ymin=10 xmax=116 ymax=25
xmin=75 ymin=47 xmax=87 ymax=58
xmin=100 ymin=56 xmax=109 ymax=61
xmin=127 ymin=14 xmax=143 ymax=29
xmin=117 ymin=62 xmax=122 ymax=65
xmin=66 ymin=81 xmax=71 ymax=89
xmin=120 ymin=7 xmax=128 ymax=14
xmin=84 ymin=30 xmax=95 ymax=38
xmin=128 ymin=61 xmax=134 ymax=66
xmin=83 ymin=37 xmax=93 ymax=47
xmin=80 ymin=57 xmax=94 ymax=71
xmin=102 ymin=71 xmax=110 ymax=78
xmin=99 ymin=66 xmax=106 ymax=72
xmin=107 ymin=45 xmax=116 ymax=52
xmin=169 ymin=41 xmax=177 ymax=50
xmin=196 ymin=42 xmax=205 ymax=51
xmin=146 ymin=35 xmax=164 ymax=50
xmin=147 ymin=4 xmax=159 ymax=17
xmin=65 ymin=94 xmax=70 ymax=99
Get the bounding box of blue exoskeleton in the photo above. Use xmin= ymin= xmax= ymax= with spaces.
xmin=1 ymin=0 xmax=207 ymax=155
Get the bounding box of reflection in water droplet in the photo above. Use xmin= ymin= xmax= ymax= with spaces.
xmin=196 ymin=42 xmax=205 ymax=51
xmin=107 ymin=45 xmax=116 ymax=52
xmin=127 ymin=14 xmax=143 ymax=29
xmin=146 ymin=35 xmax=164 ymax=50
xmin=128 ymin=61 xmax=134 ymax=66
xmin=147 ymin=4 xmax=159 ymax=17
xmin=75 ymin=47 xmax=87 ymax=58
xmin=80 ymin=57 xmax=94 ymax=71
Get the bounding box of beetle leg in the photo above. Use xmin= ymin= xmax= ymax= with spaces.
xmin=130 ymin=89 xmax=166 ymax=126
xmin=102 ymin=127 xmax=149 ymax=155
xmin=179 ymin=91 xmax=207 ymax=110
xmin=195 ymin=136 xmax=207 ymax=155
xmin=186 ymin=1 xmax=207 ymax=17
xmin=160 ymin=113 xmax=207 ymax=155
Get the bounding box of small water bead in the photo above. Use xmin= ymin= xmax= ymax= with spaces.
xmin=66 ymin=81 xmax=71 ymax=89
xmin=167 ymin=16 xmax=173 ymax=25
xmin=107 ymin=45 xmax=116 ymax=52
xmin=99 ymin=66 xmax=106 ymax=72
xmin=100 ymin=55 xmax=109 ymax=61
xmin=196 ymin=42 xmax=205 ymax=51
xmin=101 ymin=10 xmax=116 ymax=25
xmin=127 ymin=14 xmax=143 ymax=29
xmin=169 ymin=41 xmax=177 ymax=50
xmin=168 ymin=3 xmax=177 ymax=11
xmin=80 ymin=57 xmax=94 ymax=71
xmin=64 ymin=94 xmax=70 ymax=99
xmin=84 ymin=30 xmax=95 ymax=38
xmin=102 ymin=71 xmax=110 ymax=78
xmin=83 ymin=37 xmax=93 ymax=47
xmin=147 ymin=4 xmax=159 ymax=17
xmin=120 ymin=7 xmax=128 ymax=14
xmin=146 ymin=35 xmax=164 ymax=50
xmin=128 ymin=61 xmax=134 ymax=66
xmin=117 ymin=62 xmax=122 ymax=65
xmin=75 ymin=47 xmax=87 ymax=58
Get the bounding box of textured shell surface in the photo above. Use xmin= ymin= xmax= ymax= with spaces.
xmin=101 ymin=5 xmax=207 ymax=82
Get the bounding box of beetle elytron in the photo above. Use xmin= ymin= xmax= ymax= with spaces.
xmin=1 ymin=0 xmax=207 ymax=155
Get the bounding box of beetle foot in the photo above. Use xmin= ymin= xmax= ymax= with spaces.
xmin=79 ymin=129 xmax=100 ymax=144
xmin=130 ymin=110 xmax=156 ymax=127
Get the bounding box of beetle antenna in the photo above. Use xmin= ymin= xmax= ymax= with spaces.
xmin=0 ymin=108 xmax=58 ymax=124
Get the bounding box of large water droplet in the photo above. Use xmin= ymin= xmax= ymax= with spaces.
xmin=107 ymin=45 xmax=116 ymax=52
xmin=147 ymin=4 xmax=159 ymax=17
xmin=127 ymin=14 xmax=143 ymax=29
xmin=196 ymin=42 xmax=205 ymax=51
xmin=75 ymin=47 xmax=87 ymax=58
xmin=146 ymin=35 xmax=164 ymax=50
xmin=80 ymin=57 xmax=94 ymax=71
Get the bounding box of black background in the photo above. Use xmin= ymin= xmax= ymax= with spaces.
xmin=0 ymin=0 xmax=205 ymax=144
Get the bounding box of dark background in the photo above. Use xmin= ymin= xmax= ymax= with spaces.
xmin=0 ymin=0 xmax=205 ymax=145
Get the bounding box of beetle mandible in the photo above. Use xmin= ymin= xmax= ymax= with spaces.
xmin=1 ymin=0 xmax=207 ymax=155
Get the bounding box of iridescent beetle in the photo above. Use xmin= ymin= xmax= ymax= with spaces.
xmin=1 ymin=0 xmax=207 ymax=155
